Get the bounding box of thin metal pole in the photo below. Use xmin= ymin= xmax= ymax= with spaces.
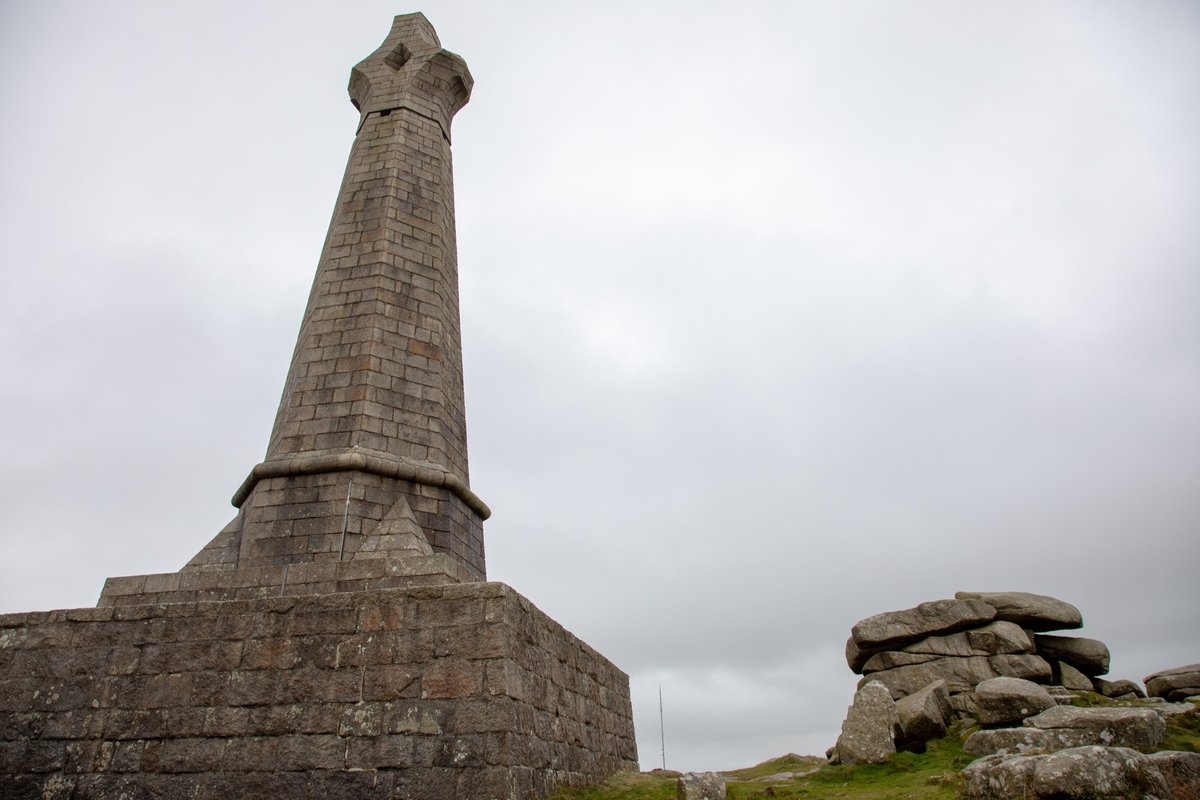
xmin=280 ymin=564 xmax=289 ymax=597
xmin=659 ymin=682 xmax=666 ymax=770
xmin=338 ymin=476 xmax=354 ymax=560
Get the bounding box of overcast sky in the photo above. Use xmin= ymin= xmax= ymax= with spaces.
xmin=1 ymin=0 xmax=1198 ymax=772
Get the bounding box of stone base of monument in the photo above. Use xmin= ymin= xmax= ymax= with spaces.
xmin=0 ymin=583 xmax=638 ymax=799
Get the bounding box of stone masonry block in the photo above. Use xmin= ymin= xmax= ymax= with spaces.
xmin=421 ymin=658 xmax=482 ymax=699
xmin=1 ymin=583 xmax=635 ymax=796
xmin=275 ymin=734 xmax=344 ymax=771
xmin=291 ymin=608 xmax=358 ymax=636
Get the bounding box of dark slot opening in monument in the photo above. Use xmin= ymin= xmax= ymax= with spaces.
xmin=380 ymin=108 xmax=392 ymax=116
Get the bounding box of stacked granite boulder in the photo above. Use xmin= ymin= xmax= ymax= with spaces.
xmin=828 ymin=590 xmax=1200 ymax=797
xmin=1146 ymin=663 xmax=1200 ymax=702
xmin=846 ymin=592 xmax=1120 ymax=718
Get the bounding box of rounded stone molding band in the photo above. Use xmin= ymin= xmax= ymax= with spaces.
xmin=231 ymin=447 xmax=491 ymax=520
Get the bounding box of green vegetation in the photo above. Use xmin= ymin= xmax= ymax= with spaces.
xmin=543 ymin=771 xmax=678 ymax=800
xmin=546 ymin=699 xmax=1200 ymax=800
xmin=547 ymin=721 xmax=977 ymax=800
xmin=722 ymin=736 xmax=970 ymax=800
xmin=1162 ymin=702 xmax=1200 ymax=753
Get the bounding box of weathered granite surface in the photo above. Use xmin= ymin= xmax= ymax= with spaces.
xmin=830 ymin=681 xmax=899 ymax=765
xmin=0 ymin=584 xmax=638 ymax=798
xmin=954 ymin=592 xmax=1082 ymax=633
xmin=676 ymin=771 xmax=727 ymax=800
xmin=895 ymin=679 xmax=951 ymax=749
xmin=1145 ymin=663 xmax=1200 ymax=702
xmin=962 ymin=745 xmax=1176 ymax=799
xmin=1033 ymin=635 xmax=1110 ymax=677
xmin=974 ymin=677 xmax=1056 ymax=728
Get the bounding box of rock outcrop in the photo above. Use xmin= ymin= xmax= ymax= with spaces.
xmin=831 ymin=588 xmax=1200 ymax=800
xmin=830 ymin=587 xmax=1195 ymax=782
xmin=1146 ymin=663 xmax=1200 ymax=702
xmin=844 ymin=592 xmax=1116 ymax=717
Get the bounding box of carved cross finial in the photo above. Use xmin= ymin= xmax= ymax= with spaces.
xmin=348 ymin=12 xmax=474 ymax=142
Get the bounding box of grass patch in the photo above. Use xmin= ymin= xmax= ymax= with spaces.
xmin=723 ymin=733 xmax=971 ymax=800
xmin=1162 ymin=702 xmax=1200 ymax=753
xmin=547 ymin=724 xmax=976 ymax=800
xmin=544 ymin=770 xmax=678 ymax=800
xmin=546 ymin=702 xmax=1200 ymax=800
xmin=721 ymin=753 xmax=825 ymax=781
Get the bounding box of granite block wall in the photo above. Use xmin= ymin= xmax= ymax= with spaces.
xmin=0 ymin=584 xmax=638 ymax=799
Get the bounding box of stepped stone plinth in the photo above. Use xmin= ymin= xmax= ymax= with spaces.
xmin=1 ymin=14 xmax=638 ymax=798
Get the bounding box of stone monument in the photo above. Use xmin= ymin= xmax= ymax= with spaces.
xmin=0 ymin=14 xmax=638 ymax=799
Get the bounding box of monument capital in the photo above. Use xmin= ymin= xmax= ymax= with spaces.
xmin=349 ymin=12 xmax=474 ymax=142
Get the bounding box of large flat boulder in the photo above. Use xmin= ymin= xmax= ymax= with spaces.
xmin=1145 ymin=663 xmax=1200 ymax=701
xmin=831 ymin=681 xmax=900 ymax=765
xmin=975 ymin=677 xmax=1056 ymax=727
xmin=955 ymin=592 xmax=1082 ymax=632
xmin=851 ymin=599 xmax=996 ymax=653
xmin=964 ymin=726 xmax=1097 ymax=756
xmin=895 ymin=679 xmax=951 ymax=748
xmin=861 ymin=656 xmax=995 ymax=697
xmin=901 ymin=621 xmax=1033 ymax=659
xmin=861 ymin=655 xmax=1051 ymax=699
xmin=1033 ymin=635 xmax=1110 ymax=676
xmin=1023 ymin=706 xmax=1165 ymax=750
xmin=962 ymin=746 xmax=1172 ymax=799
xmin=965 ymin=706 xmax=1167 ymax=756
